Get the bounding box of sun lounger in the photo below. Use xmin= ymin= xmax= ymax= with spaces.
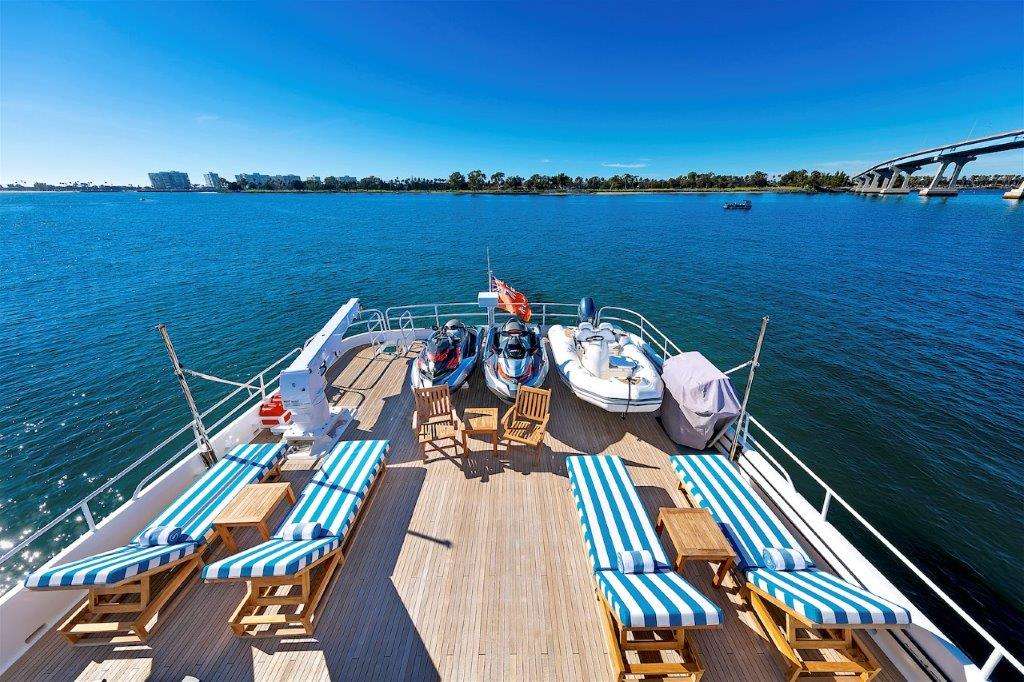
xmin=567 ymin=455 xmax=722 ymax=681
xmin=670 ymin=451 xmax=910 ymax=680
xmin=25 ymin=442 xmax=286 ymax=644
xmin=202 ymin=438 xmax=388 ymax=637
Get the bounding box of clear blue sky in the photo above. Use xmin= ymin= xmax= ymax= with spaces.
xmin=2 ymin=1 xmax=1022 ymax=185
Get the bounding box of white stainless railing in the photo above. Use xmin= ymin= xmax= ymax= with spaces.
xmin=0 ymin=346 xmax=301 ymax=571
xmin=739 ymin=414 xmax=1023 ymax=678
xmin=0 ymin=311 xmax=392 ymax=582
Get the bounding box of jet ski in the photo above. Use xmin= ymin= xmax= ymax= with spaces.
xmin=547 ymin=298 xmax=663 ymax=413
xmin=410 ymin=319 xmax=480 ymax=391
xmin=482 ymin=318 xmax=549 ymax=402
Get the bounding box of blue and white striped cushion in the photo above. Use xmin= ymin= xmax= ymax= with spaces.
xmin=763 ymin=546 xmax=814 ymax=571
xmin=275 ymin=522 xmax=325 ymax=541
xmin=25 ymin=442 xmax=285 ymax=590
xmin=617 ymin=550 xmax=656 ymax=574
xmin=135 ymin=442 xmax=286 ymax=545
xmin=669 ymin=453 xmax=802 ymax=569
xmin=202 ymin=537 xmax=340 ymax=579
xmin=284 ymin=439 xmax=388 ymax=536
xmin=566 ymin=455 xmax=671 ymax=572
xmin=309 ymin=440 xmax=388 ymax=492
xmin=596 ymin=570 xmax=723 ymax=628
xmin=201 ymin=439 xmax=388 ymax=581
xmin=25 ymin=542 xmax=199 ymax=588
xmin=138 ymin=526 xmax=191 ymax=547
xmin=749 ymin=568 xmax=911 ymax=626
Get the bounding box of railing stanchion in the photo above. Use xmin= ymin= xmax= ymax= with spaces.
xmin=980 ymin=649 xmax=1002 ymax=678
xmin=80 ymin=502 xmax=96 ymax=531
xmin=259 ymin=374 xmax=266 ymax=399
xmin=820 ymin=490 xmax=832 ymax=520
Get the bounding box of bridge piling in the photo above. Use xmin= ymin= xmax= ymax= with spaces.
xmin=1004 ymin=179 xmax=1024 ymax=200
xmin=920 ymin=157 xmax=974 ymax=197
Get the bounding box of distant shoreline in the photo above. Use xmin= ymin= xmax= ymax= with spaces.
xmin=1 ymin=186 xmax=824 ymax=195
xmin=2 ymin=185 xmax=1017 ymax=195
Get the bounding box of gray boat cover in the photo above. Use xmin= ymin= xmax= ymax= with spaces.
xmin=660 ymin=352 xmax=741 ymax=449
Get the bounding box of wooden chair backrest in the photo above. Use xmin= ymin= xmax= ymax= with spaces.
xmin=414 ymin=385 xmax=453 ymax=422
xmin=515 ymin=386 xmax=550 ymax=423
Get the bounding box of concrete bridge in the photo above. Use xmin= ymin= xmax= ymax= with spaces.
xmin=851 ymin=129 xmax=1024 ymax=198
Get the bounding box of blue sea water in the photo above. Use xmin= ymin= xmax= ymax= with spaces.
xmin=1 ymin=191 xmax=1022 ymax=661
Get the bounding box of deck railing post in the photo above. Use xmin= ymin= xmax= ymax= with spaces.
xmin=80 ymin=501 xmax=96 ymax=531
xmin=980 ymin=649 xmax=1003 ymax=678
xmin=820 ymin=490 xmax=833 ymax=520
xmin=434 ymin=305 xmax=440 ymax=328
xmin=259 ymin=374 xmax=266 ymax=399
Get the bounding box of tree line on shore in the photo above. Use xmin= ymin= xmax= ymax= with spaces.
xmin=5 ymin=171 xmax=1021 ymax=193
xmin=226 ymin=168 xmax=852 ymax=192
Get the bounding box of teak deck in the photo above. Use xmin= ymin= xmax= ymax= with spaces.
xmin=4 ymin=345 xmax=907 ymax=681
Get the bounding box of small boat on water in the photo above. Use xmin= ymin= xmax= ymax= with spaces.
xmin=481 ymin=317 xmax=548 ymax=402
xmin=409 ymin=319 xmax=480 ymax=391
xmin=548 ymin=298 xmax=663 ymax=413
xmin=724 ymin=199 xmax=752 ymax=210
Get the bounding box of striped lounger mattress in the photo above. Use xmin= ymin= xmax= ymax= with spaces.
xmin=25 ymin=442 xmax=286 ymax=589
xmin=202 ymin=439 xmax=388 ymax=581
xmin=566 ymin=454 xmax=722 ymax=629
xmin=669 ymin=452 xmax=910 ymax=626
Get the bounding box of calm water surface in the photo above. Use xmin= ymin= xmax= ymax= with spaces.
xmin=1 ymin=191 xmax=1022 ymax=660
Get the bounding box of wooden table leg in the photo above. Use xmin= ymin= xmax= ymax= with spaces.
xmin=285 ymin=485 xmax=296 ymax=504
xmin=491 ymin=432 xmax=498 ymax=454
xmin=217 ymin=525 xmax=239 ymax=554
xmin=257 ymin=521 xmax=270 ymax=541
xmin=713 ymin=557 xmax=734 ymax=588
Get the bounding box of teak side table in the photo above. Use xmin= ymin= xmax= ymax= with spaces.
xmin=213 ymin=482 xmax=296 ymax=554
xmin=461 ymin=407 xmax=499 ymax=454
xmin=656 ymin=507 xmax=736 ymax=588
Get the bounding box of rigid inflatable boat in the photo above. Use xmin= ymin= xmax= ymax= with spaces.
xmin=548 ymin=299 xmax=662 ymax=413
xmin=410 ymin=319 xmax=480 ymax=391
xmin=481 ymin=318 xmax=548 ymax=402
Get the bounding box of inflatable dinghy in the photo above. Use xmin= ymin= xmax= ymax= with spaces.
xmin=547 ymin=300 xmax=662 ymax=413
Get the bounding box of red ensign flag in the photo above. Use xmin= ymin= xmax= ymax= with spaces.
xmin=491 ymin=276 xmax=532 ymax=322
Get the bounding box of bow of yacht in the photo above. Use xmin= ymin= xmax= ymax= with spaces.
xmin=0 ymin=296 xmax=1018 ymax=681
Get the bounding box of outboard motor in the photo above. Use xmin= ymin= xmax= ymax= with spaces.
xmin=578 ymin=297 xmax=597 ymax=325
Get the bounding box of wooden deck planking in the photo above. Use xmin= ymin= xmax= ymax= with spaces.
xmin=4 ymin=344 xmax=907 ymax=682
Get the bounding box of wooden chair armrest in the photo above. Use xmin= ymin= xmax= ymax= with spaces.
xmin=501 ymin=406 xmax=516 ymax=428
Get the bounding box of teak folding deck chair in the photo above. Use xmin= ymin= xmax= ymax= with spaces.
xmin=670 ymin=452 xmax=912 ymax=681
xmin=24 ymin=442 xmax=286 ymax=645
xmin=501 ymin=385 xmax=550 ymax=462
xmin=567 ymin=455 xmax=723 ymax=682
xmin=202 ymin=439 xmax=389 ymax=637
xmin=412 ymin=385 xmax=463 ymax=462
